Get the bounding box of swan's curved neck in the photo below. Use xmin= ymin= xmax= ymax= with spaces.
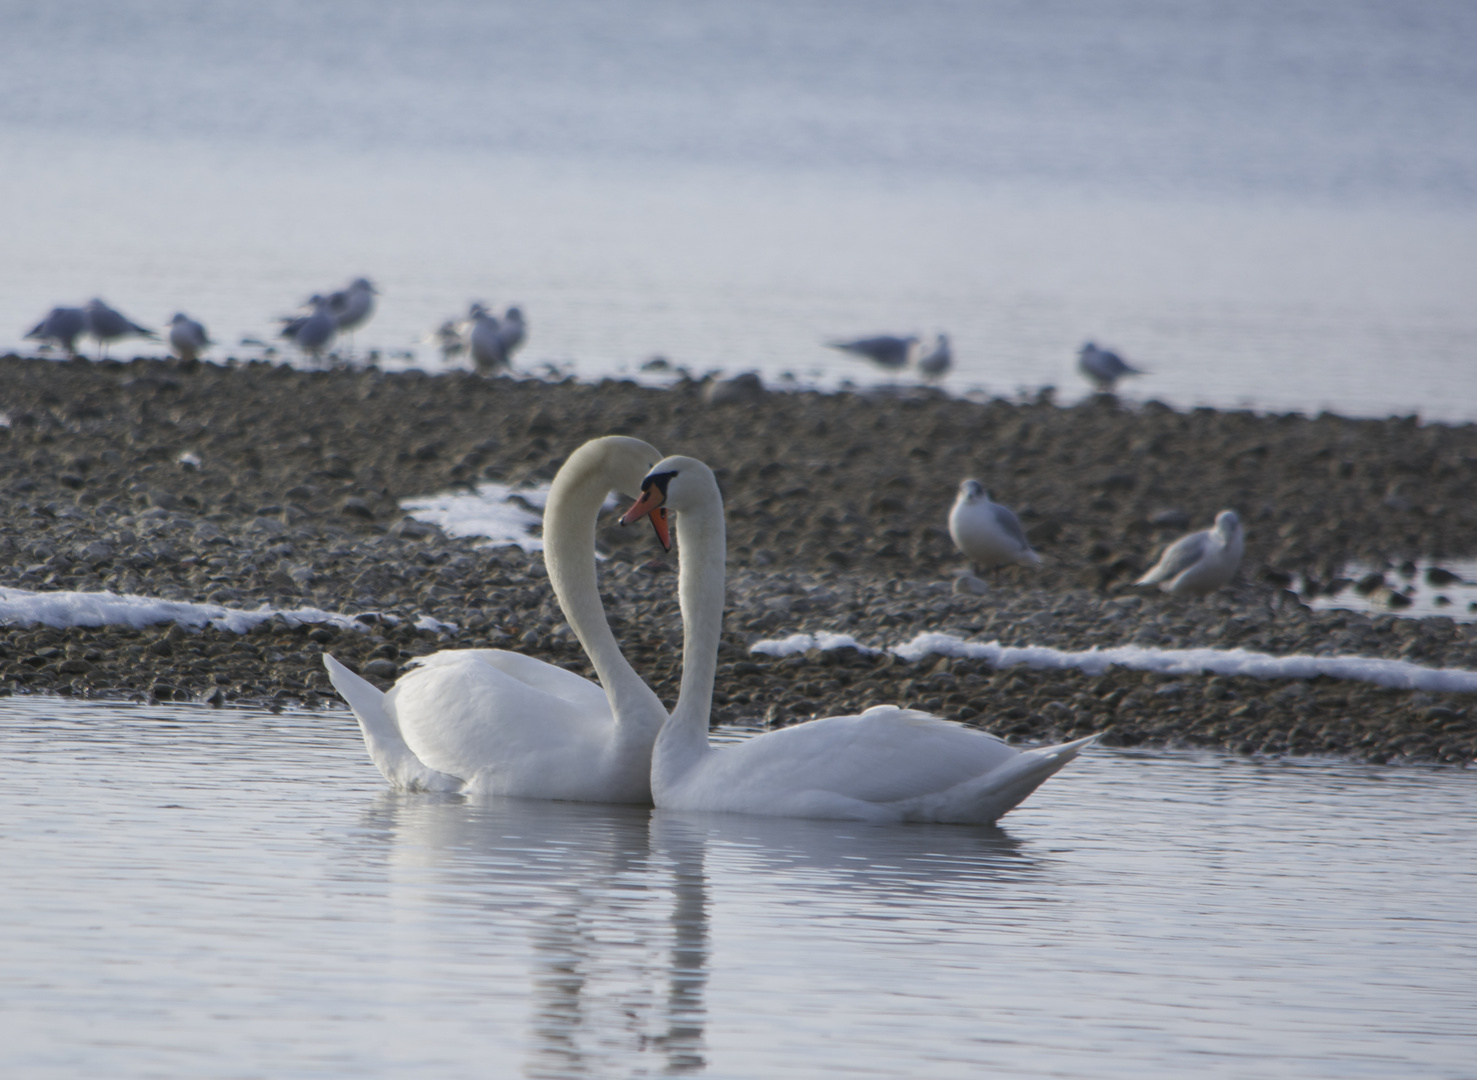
xmin=542 ymin=472 xmax=665 ymax=735
xmin=660 ymin=487 xmax=727 ymax=783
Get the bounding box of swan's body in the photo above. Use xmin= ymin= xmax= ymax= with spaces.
xmin=1078 ymin=341 xmax=1142 ymax=392
xmin=1136 ymin=510 xmax=1244 ymax=597
xmin=948 ymin=479 xmax=1040 ymax=572
xmin=25 ymin=306 xmax=87 ymax=355
xmin=326 ymin=436 xmax=669 ymax=801
xmin=620 ymin=456 xmax=1093 ymax=824
xmin=167 ymin=313 xmax=212 ymax=361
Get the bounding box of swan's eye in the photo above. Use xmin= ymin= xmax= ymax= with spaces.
xmin=642 ymin=470 xmax=677 ymax=497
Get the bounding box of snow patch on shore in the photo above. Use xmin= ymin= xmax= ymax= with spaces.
xmin=401 ymin=482 xmax=547 ymax=551
xmin=401 ymin=481 xmax=625 ymax=552
xmin=0 ymin=586 xmax=372 ymax=635
xmin=750 ymin=632 xmax=879 ymax=657
xmin=752 ymin=630 xmax=1477 ymax=694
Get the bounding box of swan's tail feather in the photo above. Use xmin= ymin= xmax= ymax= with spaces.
xmin=323 ymin=654 xmax=463 ymax=793
xmin=911 ymin=733 xmax=1099 ymax=825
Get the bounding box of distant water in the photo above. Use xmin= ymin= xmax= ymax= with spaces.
xmin=2 ymin=696 xmax=1473 ymax=1078
xmin=1 ymin=1 xmax=1475 ymax=420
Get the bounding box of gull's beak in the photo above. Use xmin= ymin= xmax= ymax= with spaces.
xmin=620 ymin=489 xmax=671 ymax=552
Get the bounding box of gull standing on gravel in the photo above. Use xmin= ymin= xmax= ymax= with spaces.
xmin=279 ymin=294 xmax=337 ymax=362
xmin=327 ymin=277 xmax=377 ymax=355
xmin=1136 ymin=511 xmax=1244 ymax=597
xmin=917 ymin=333 xmax=952 ymax=380
xmin=167 ymin=313 xmax=212 ymax=361
xmin=498 ymin=305 xmax=527 ymax=363
xmin=83 ymin=299 xmax=157 ymax=359
xmin=826 ymin=334 xmax=917 ymax=370
xmin=428 ymin=318 xmax=465 ymax=363
xmin=468 ymin=302 xmax=508 ymax=373
xmin=948 ymin=479 xmax=1041 ymax=581
xmin=1078 ymin=341 xmax=1143 ymax=393
xmin=24 ymin=306 xmax=87 ymax=356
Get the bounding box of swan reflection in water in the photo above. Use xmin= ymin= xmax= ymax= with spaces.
xmin=354 ymin=795 xmax=1039 ymax=1077
xmin=357 ymin=794 xmax=707 ymax=1076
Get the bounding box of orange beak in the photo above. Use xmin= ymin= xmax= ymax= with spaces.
xmin=620 ymin=490 xmax=671 ymax=552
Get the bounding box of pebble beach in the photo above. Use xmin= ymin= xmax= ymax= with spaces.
xmin=2 ymin=352 xmax=1474 ymax=767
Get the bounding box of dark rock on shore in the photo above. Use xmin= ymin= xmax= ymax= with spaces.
xmin=0 ymin=353 xmax=1473 ymax=766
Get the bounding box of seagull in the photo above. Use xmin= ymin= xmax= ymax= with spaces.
xmin=1078 ymin=341 xmax=1144 ymax=392
xmin=167 ymin=313 xmax=212 ymax=361
xmin=279 ymin=294 xmax=337 ymax=362
xmin=83 ymin=299 xmax=157 ymax=360
xmin=917 ymin=333 xmax=952 ymax=380
xmin=948 ymin=480 xmax=1041 ymax=579
xmin=428 ymin=319 xmax=465 ymax=363
xmin=24 ymin=306 xmax=87 ymax=356
xmin=826 ymin=334 xmax=917 ymax=370
xmin=326 ymin=277 xmax=377 ymax=355
xmin=468 ymin=302 xmax=507 ymax=373
xmin=498 ymin=305 xmax=527 ymax=362
xmin=1135 ymin=511 xmax=1244 ymax=597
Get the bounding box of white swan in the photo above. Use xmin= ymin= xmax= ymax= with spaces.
xmin=618 ymin=456 xmax=1095 ymax=824
xmin=948 ymin=479 xmax=1041 ymax=574
xmin=1136 ymin=510 xmax=1244 ymax=597
xmin=325 ymin=436 xmax=671 ymax=800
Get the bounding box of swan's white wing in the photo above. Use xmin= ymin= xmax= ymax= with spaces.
xmin=1137 ymin=530 xmax=1210 ymax=585
xmin=389 ymin=651 xmax=620 ymax=790
xmin=323 ymin=654 xmax=462 ymax=792
xmin=407 ymin=648 xmax=609 ymax=713
xmin=676 ymin=707 xmax=1019 ymax=811
xmin=896 ymin=734 xmax=1098 ymax=823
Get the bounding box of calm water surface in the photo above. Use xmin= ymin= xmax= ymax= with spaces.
xmin=2 ymin=695 xmax=1473 ymax=1078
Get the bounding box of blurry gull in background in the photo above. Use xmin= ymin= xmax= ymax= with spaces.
xmin=497 ymin=305 xmax=527 ymax=364
xmin=24 ymin=306 xmax=87 ymax=356
xmin=167 ymin=313 xmax=212 ymax=361
xmin=279 ymin=294 xmax=337 ymax=362
xmin=1136 ymin=510 xmax=1245 ymax=597
xmin=326 ymin=277 xmax=377 ymax=355
xmin=1078 ymin=341 xmax=1144 ymax=393
xmin=948 ymin=479 xmax=1041 ymax=589
xmin=826 ymin=334 xmax=918 ymax=370
xmin=917 ymin=333 xmax=952 ymax=380
xmin=468 ymin=302 xmax=506 ymax=373
xmin=467 ymin=302 xmax=527 ymax=373
xmin=83 ymin=299 xmax=157 ymax=360
xmin=427 ymin=318 xmax=466 ymax=364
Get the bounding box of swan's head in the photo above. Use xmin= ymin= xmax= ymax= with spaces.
xmin=504 ymin=306 xmax=524 ymax=322
xmin=1214 ymin=510 xmax=1241 ymax=537
xmin=170 ymin=313 xmax=188 ymax=325
xmin=551 ymin=436 xmax=668 ymax=547
xmin=351 ymin=278 xmax=377 ymax=294
xmin=618 ymin=455 xmax=718 ymax=553
xmin=957 ymin=479 xmax=987 ymax=503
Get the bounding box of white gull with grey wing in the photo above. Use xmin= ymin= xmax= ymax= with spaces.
xmin=948 ymin=480 xmax=1040 ymax=572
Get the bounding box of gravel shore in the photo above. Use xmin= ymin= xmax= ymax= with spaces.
xmin=1 ymin=353 xmax=1474 ymax=767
